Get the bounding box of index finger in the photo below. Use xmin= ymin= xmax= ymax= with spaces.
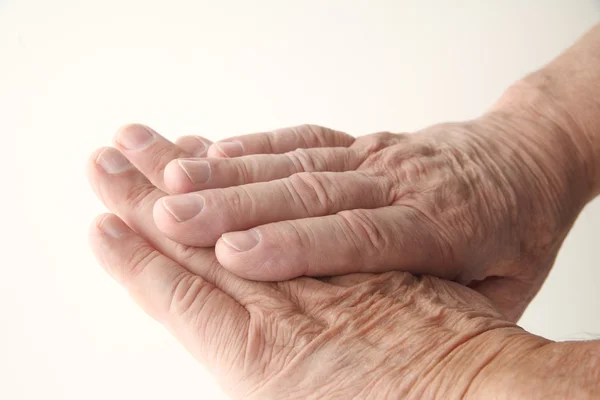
xmin=207 ymin=124 xmax=356 ymax=158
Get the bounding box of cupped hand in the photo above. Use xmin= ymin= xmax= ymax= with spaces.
xmin=87 ymin=141 xmax=542 ymax=399
xmin=126 ymin=115 xmax=586 ymax=321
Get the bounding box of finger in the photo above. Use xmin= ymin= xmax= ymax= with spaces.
xmin=113 ymin=123 xmax=189 ymax=191
xmin=175 ymin=135 xmax=213 ymax=157
xmin=154 ymin=171 xmax=392 ymax=247
xmin=88 ymin=213 xmax=250 ymax=371
xmin=164 ymin=147 xmax=364 ymax=194
xmin=87 ymin=147 xmax=247 ymax=298
xmin=207 ymin=124 xmax=355 ymax=158
xmin=214 ymin=206 xmax=459 ymax=281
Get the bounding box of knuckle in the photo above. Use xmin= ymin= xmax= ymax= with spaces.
xmin=291 ymin=124 xmax=340 ymax=147
xmin=352 ymin=131 xmax=406 ymax=154
xmin=261 ymin=131 xmax=277 ymax=153
xmin=148 ymin=144 xmax=180 ymax=176
xmin=355 ymin=170 xmax=395 ymax=205
xmin=230 ymin=185 xmax=252 ymax=209
xmin=261 ymin=220 xmax=313 ymax=262
xmin=404 ymin=205 xmax=456 ymax=265
xmin=287 ymin=172 xmax=333 ymax=215
xmin=362 ymin=143 xmax=437 ymax=189
xmin=122 ymin=244 xmax=161 ymax=281
xmin=216 ymin=186 xmax=253 ymax=227
xmin=232 ymin=158 xmax=252 ymax=183
xmin=395 ymin=157 xmax=430 ymax=184
xmin=285 ymin=148 xmax=319 ymax=172
xmin=304 ymin=123 xmax=356 ymax=147
xmin=168 ymin=273 xmax=215 ymax=318
xmin=124 ymin=182 xmax=158 ymax=209
xmin=336 ymin=209 xmax=388 ymax=256
xmin=300 ymin=124 xmax=328 ymax=146
xmin=172 ymin=241 xmax=198 ymax=265
xmin=282 ymin=124 xmax=355 ymax=148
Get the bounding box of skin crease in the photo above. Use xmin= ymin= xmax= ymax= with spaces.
xmin=88 ymin=147 xmax=545 ymax=400
xmin=92 ymin=124 xmax=600 ymax=399
xmin=148 ymin=27 xmax=600 ymax=323
xmin=88 ymin=138 xmax=600 ymax=399
xmin=89 ymin=24 xmax=600 ymax=398
xmin=151 ymin=115 xmax=584 ymax=323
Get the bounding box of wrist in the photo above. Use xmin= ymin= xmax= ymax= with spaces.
xmin=466 ymin=85 xmax=589 ymax=268
xmin=475 ymin=81 xmax=594 ymax=262
xmin=428 ymin=327 xmax=543 ymax=399
xmin=462 ymin=328 xmax=546 ymax=399
xmin=490 ymin=78 xmax=597 ymax=205
xmin=469 ymin=333 xmax=600 ymax=399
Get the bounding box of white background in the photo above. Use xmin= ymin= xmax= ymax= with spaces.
xmin=1 ymin=1 xmax=599 ymax=399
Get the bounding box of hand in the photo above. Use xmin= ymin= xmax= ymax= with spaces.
xmin=132 ymin=114 xmax=587 ymax=322
xmin=87 ymin=143 xmax=542 ymax=399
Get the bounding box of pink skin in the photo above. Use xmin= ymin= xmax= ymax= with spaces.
xmin=86 ymin=136 xmax=567 ymax=400
xmin=150 ymin=116 xmax=584 ymax=323
xmin=86 ymin=24 xmax=600 ymax=396
xmin=111 ymin=120 xmax=584 ymax=323
xmin=87 ymin=125 xmax=599 ymax=399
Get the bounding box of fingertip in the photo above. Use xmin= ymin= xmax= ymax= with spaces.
xmin=89 ymin=213 xmax=109 ymax=239
xmin=207 ymin=143 xmax=226 ymax=158
xmin=90 ymin=213 xmax=132 ymax=240
xmin=88 ymin=214 xmax=134 ymax=281
xmin=152 ymin=197 xmax=217 ymax=247
xmin=152 ymin=197 xmax=179 ymax=233
xmin=164 ymin=159 xmax=195 ymax=194
xmin=86 ymin=146 xmax=109 ymax=176
xmin=208 ymin=141 xmax=244 ymax=158
xmin=175 ymin=135 xmax=212 ymax=157
xmin=215 ymin=233 xmax=299 ymax=281
xmin=215 ymin=237 xmax=258 ymax=279
xmin=88 ymin=146 xmax=134 ymax=176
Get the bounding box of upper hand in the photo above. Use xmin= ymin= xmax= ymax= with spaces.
xmin=87 ymin=141 xmax=542 ymax=399
xmin=117 ymin=117 xmax=586 ymax=321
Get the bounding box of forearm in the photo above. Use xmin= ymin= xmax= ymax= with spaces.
xmin=468 ymin=26 xmax=600 ymax=396
xmin=494 ymin=24 xmax=600 ymax=204
xmin=524 ymin=23 xmax=600 ymax=197
xmin=471 ymin=335 xmax=600 ymax=398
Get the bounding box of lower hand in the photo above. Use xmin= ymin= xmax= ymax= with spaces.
xmin=87 ymin=144 xmax=543 ymax=399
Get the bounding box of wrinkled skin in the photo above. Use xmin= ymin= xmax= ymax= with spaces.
xmin=141 ymin=113 xmax=586 ymax=321
xmin=88 ymin=144 xmax=541 ymax=399
xmin=88 ymin=23 xmax=600 ymax=398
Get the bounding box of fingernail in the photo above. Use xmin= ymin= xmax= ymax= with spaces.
xmin=214 ymin=141 xmax=244 ymax=157
xmin=178 ymin=160 xmax=211 ymax=184
xmin=162 ymin=195 xmax=204 ymax=222
xmin=221 ymin=230 xmax=260 ymax=252
xmin=182 ymin=136 xmax=207 ymax=157
xmin=191 ymin=141 xmax=207 ymax=157
xmin=116 ymin=126 xmax=155 ymax=150
xmin=96 ymin=148 xmax=133 ymax=174
xmin=99 ymin=215 xmax=129 ymax=238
